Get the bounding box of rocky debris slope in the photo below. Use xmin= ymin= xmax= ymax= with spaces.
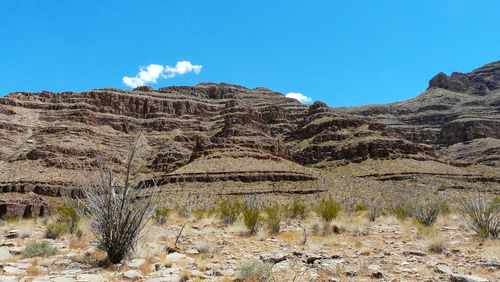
xmin=335 ymin=61 xmax=500 ymax=166
xmin=0 ymin=83 xmax=436 ymax=217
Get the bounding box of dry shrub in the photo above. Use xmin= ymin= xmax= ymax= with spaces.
xmin=457 ymin=191 xmax=500 ymax=239
xmin=77 ymin=134 xmax=161 ymax=264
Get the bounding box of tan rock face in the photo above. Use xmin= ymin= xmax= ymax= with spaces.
xmin=0 ymin=83 xmax=442 ymax=217
xmin=335 ymin=61 xmax=500 ymax=166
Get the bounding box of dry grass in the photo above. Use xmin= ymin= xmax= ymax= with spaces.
xmin=138 ymin=257 xmax=154 ymax=275
xmin=423 ymin=231 xmax=447 ymax=253
xmin=69 ymin=236 xmax=89 ymax=249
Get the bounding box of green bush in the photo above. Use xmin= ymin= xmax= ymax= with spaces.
xmin=155 ymin=206 xmax=170 ymax=225
xmin=264 ymin=205 xmax=281 ymax=234
xmin=437 ymin=184 xmax=447 ymax=192
xmin=242 ymin=203 xmax=260 ymax=234
xmin=45 ymin=222 xmax=70 ymax=239
xmin=389 ymin=202 xmax=413 ymax=221
xmin=217 ymin=199 xmax=242 ymax=226
xmin=353 ymin=203 xmax=367 ymax=212
xmin=316 ymin=197 xmax=340 ymax=221
xmin=55 ymin=202 xmax=80 ymax=233
xmin=287 ymin=198 xmax=307 ymax=219
xmin=239 ymin=259 xmax=272 ymax=280
xmin=22 ymin=241 xmax=58 ymax=258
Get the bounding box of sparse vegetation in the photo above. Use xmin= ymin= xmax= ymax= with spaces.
xmin=413 ymin=199 xmax=441 ymax=226
xmin=217 ymin=198 xmax=242 ymax=226
xmin=155 ymin=206 xmax=170 ymax=225
xmin=239 ymin=259 xmax=273 ymax=280
xmin=22 ymin=240 xmax=58 ymax=258
xmin=242 ymin=202 xmax=260 ymax=234
xmin=423 ymin=231 xmax=446 ymax=253
xmin=76 ymin=135 xmax=161 ymax=264
xmin=389 ymin=201 xmax=413 ymax=221
xmin=316 ymin=197 xmax=340 ymax=222
xmin=45 ymin=221 xmax=70 ymax=239
xmin=287 ymin=198 xmax=308 ymax=219
xmin=457 ymin=191 xmax=500 ymax=239
xmin=264 ymin=205 xmax=281 ymax=234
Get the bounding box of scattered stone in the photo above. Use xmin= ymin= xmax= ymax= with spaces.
xmin=126 ymin=258 xmax=146 ymax=268
xmin=123 ymin=270 xmax=142 ymax=279
xmin=371 ymin=271 xmax=383 ymax=279
xmin=9 ymin=246 xmax=23 ymax=255
xmin=3 ymin=266 xmax=27 ymax=275
xmin=402 ymin=250 xmax=426 ymax=257
xmin=305 ymin=254 xmax=323 ymax=264
xmin=185 ymin=249 xmax=199 ymax=255
xmin=76 ymin=273 xmax=106 ymax=282
xmin=449 ymin=273 xmax=488 ymax=282
xmin=5 ymin=230 xmax=19 ymax=239
xmin=435 ymin=264 xmax=452 ymax=275
xmin=260 ymin=252 xmax=288 ymax=263
xmin=345 ymin=270 xmax=357 ymax=277
xmin=0 ymin=247 xmax=12 ymax=261
xmin=54 ymin=258 xmax=72 ymax=266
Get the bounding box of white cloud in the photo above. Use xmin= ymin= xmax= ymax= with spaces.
xmin=122 ymin=61 xmax=202 ymax=88
xmin=285 ymin=92 xmax=312 ymax=103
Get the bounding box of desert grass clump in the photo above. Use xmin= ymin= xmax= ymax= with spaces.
xmin=457 ymin=191 xmax=500 ymax=239
xmin=195 ymin=240 xmax=215 ymax=253
xmin=217 ymin=198 xmax=242 ymax=226
xmin=423 ymin=231 xmax=447 ymax=253
xmin=154 ymin=206 xmax=170 ymax=225
xmin=77 ymin=135 xmax=161 ymax=264
xmin=239 ymin=259 xmax=273 ymax=280
xmin=264 ymin=205 xmax=281 ymax=234
xmin=316 ymin=197 xmax=340 ymax=222
xmin=22 ymin=240 xmax=58 ymax=258
xmin=413 ymin=200 xmax=441 ymax=226
xmin=242 ymin=202 xmax=261 ymax=234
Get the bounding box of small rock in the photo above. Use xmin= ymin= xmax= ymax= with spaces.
xmin=54 ymin=258 xmax=72 ymax=266
xmin=260 ymin=252 xmax=288 ymax=263
xmin=123 ymin=270 xmax=142 ymax=279
xmin=402 ymin=250 xmax=426 ymax=257
xmin=185 ymin=249 xmax=199 ymax=255
xmin=305 ymin=254 xmax=323 ymax=264
xmin=435 ymin=264 xmax=452 ymax=275
xmin=5 ymin=230 xmax=19 ymax=239
xmin=126 ymin=258 xmax=146 ymax=268
xmin=9 ymin=246 xmax=24 ymax=255
xmin=345 ymin=270 xmax=357 ymax=277
xmin=76 ymin=273 xmax=106 ymax=282
xmin=0 ymin=247 xmax=12 ymax=261
xmin=3 ymin=266 xmax=27 ymax=275
xmin=371 ymin=271 xmax=383 ymax=279
xmin=449 ymin=273 xmax=488 ymax=282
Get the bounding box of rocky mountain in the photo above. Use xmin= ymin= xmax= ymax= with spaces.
xmin=335 ymin=61 xmax=500 ymax=166
xmin=0 ymin=61 xmax=499 ymax=218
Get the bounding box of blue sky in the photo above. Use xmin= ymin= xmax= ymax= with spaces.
xmin=1 ymin=1 xmax=499 ymax=107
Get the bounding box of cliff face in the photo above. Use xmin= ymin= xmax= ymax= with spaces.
xmin=1 ymin=61 xmax=499 ymax=218
xmin=335 ymin=61 xmax=500 ymax=167
xmin=0 ymin=83 xmax=437 ymax=217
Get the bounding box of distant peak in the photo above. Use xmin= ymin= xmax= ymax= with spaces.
xmin=428 ymin=60 xmax=500 ymax=95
